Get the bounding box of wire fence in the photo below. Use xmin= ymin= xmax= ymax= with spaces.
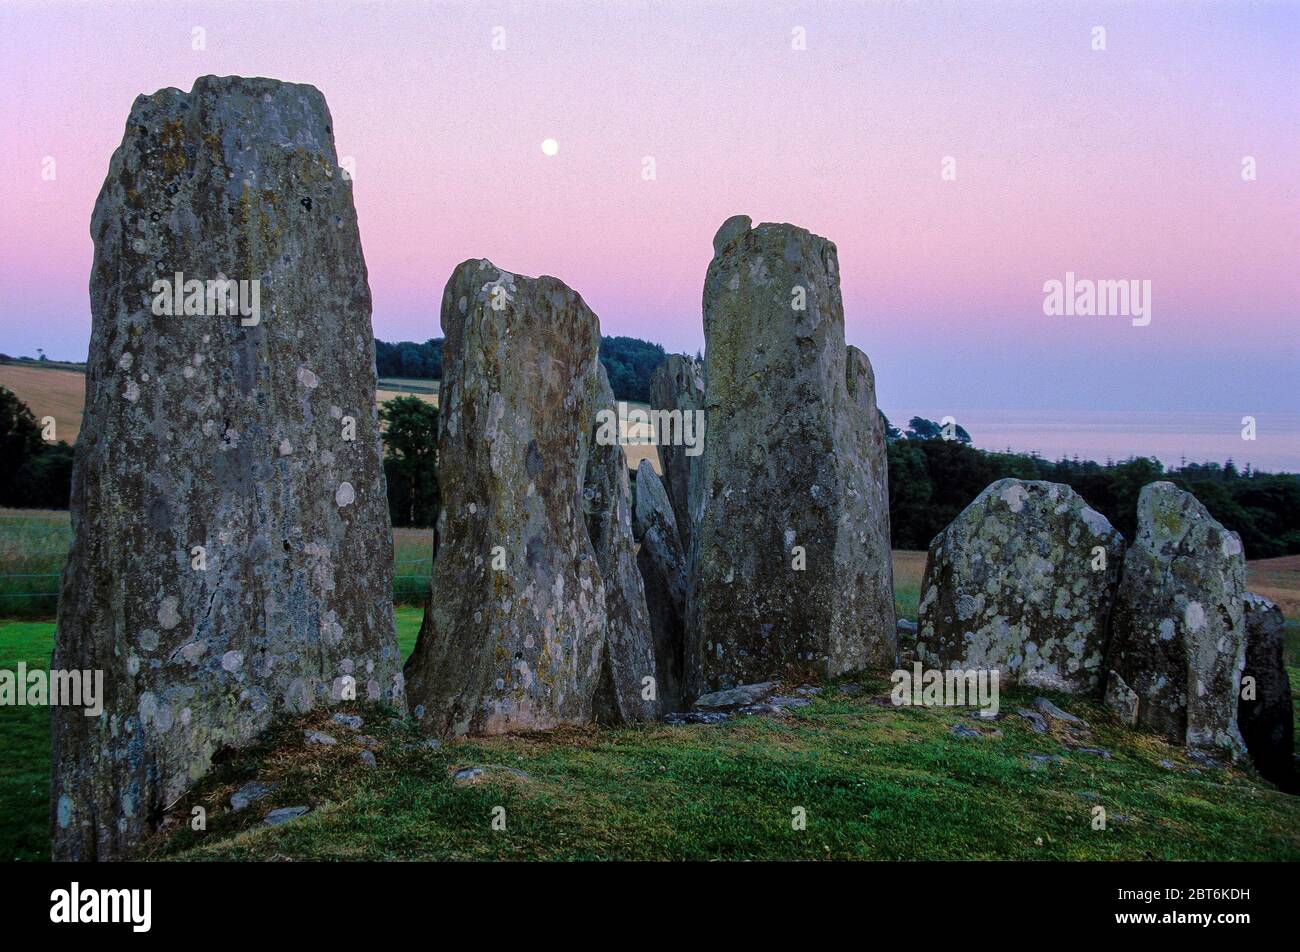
xmin=0 ymin=517 xmax=435 ymax=617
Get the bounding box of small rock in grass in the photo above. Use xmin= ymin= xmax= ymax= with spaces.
xmin=263 ymin=805 xmax=310 ymax=826
xmin=1033 ymin=697 xmax=1088 ymax=727
xmin=1017 ymin=708 xmax=1050 ymax=733
xmin=1158 ymin=759 xmax=1177 ymax=771
xmin=693 ymin=681 xmax=777 ymax=711
xmin=331 ymin=713 xmax=363 ymax=731
xmin=1074 ymin=746 xmax=1112 ymax=759
xmin=767 ymin=695 xmax=811 ymax=710
xmin=451 ymin=765 xmax=528 ymax=785
xmin=736 ymin=703 xmax=783 ymax=716
xmin=305 ymin=730 xmax=338 ymax=746
xmin=838 ymin=682 xmax=864 ymax=697
xmin=358 ymin=750 xmax=377 ymax=768
xmin=664 ymin=710 xmax=732 ymax=725
xmin=1186 ymin=750 xmax=1223 ymax=769
xmin=230 ymin=780 xmax=276 ymax=812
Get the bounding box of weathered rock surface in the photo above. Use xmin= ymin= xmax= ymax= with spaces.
xmin=687 ymin=216 xmax=895 ymax=694
xmin=1104 ymin=482 xmax=1247 ymax=758
xmin=229 ymin=779 xmax=276 ymax=812
xmin=647 ymin=354 xmax=704 ymax=548
xmin=1104 ymin=671 xmax=1140 ymax=726
xmin=633 ymin=460 xmax=688 ymax=712
xmin=50 ymin=76 xmax=402 ymax=861
xmin=1238 ymin=593 xmax=1295 ymax=791
xmin=263 ymin=805 xmax=310 ymax=826
xmin=586 ymin=368 xmax=659 ymax=724
xmin=917 ymin=479 xmax=1123 ymax=693
xmin=693 ymin=681 xmax=776 ymax=711
xmin=662 ymin=680 xmax=816 ymax=724
xmin=403 ymin=260 xmax=656 ymax=735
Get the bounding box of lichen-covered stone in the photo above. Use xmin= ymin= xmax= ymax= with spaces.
xmin=648 ymin=354 xmax=703 ymax=549
xmin=402 ymin=260 xmax=612 ymax=736
xmin=686 ymin=217 xmax=895 ymax=694
xmin=586 ymin=368 xmax=659 ymax=724
xmin=1104 ymin=671 xmax=1139 ymax=727
xmin=51 ymin=76 xmax=401 ymax=861
xmin=916 ymin=479 xmax=1124 ymax=692
xmin=1238 ymin=593 xmax=1295 ymax=790
xmin=633 ymin=459 xmax=688 ymax=712
xmin=1105 ymin=482 xmax=1247 ymax=758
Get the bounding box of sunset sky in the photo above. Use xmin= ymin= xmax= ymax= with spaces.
xmin=1 ymin=1 xmax=1296 ymax=423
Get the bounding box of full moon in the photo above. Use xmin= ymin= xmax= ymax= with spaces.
xmin=541 ymin=138 xmax=559 ymax=157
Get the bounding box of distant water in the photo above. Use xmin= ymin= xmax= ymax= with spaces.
xmin=886 ymin=409 xmax=1300 ymax=474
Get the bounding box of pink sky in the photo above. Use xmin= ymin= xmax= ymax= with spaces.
xmin=1 ymin=0 xmax=1296 ymax=417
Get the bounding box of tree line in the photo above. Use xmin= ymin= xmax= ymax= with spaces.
xmin=375 ymin=336 xmax=667 ymax=404
xmin=0 ymin=387 xmax=75 ymax=510
xmin=2 ymin=388 xmax=1297 ymax=559
xmin=886 ymin=415 xmax=1300 ymax=559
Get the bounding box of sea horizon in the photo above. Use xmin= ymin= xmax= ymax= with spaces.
xmin=887 ymin=408 xmax=1300 ymax=474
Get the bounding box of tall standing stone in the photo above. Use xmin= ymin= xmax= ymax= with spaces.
xmin=51 ymin=76 xmax=402 ymax=861
xmin=916 ymin=479 xmax=1124 ymax=692
xmin=404 ymin=260 xmax=656 ymax=735
xmin=1238 ymin=593 xmax=1295 ymax=791
xmin=1105 ymin=482 xmax=1247 ymax=758
xmin=586 ymin=368 xmax=660 ymax=723
xmin=686 ymin=216 xmax=896 ymax=695
xmin=633 ymin=459 xmax=688 ymax=712
xmin=648 ymin=354 xmax=704 ymax=549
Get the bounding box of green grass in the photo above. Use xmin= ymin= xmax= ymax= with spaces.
xmin=5 ymin=609 xmax=1298 ymax=861
xmin=139 ymin=679 xmax=1299 ymax=861
xmin=0 ymin=508 xmax=436 ymax=615
xmin=2 ymin=504 xmax=1296 ymax=861
xmin=0 ymin=510 xmax=71 ymax=620
xmin=0 ymin=620 xmax=56 ymax=861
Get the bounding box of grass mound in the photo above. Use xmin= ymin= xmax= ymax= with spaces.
xmin=138 ymin=677 xmax=1299 ymax=862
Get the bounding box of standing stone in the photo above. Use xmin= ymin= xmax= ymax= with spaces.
xmin=633 ymin=459 xmax=688 ymax=712
xmin=916 ymin=479 xmax=1124 ymax=693
xmin=51 ymin=76 xmax=402 ymax=861
xmin=1238 ymin=593 xmax=1295 ymax=791
xmin=648 ymin=354 xmax=704 ymax=549
xmin=403 ymin=260 xmax=606 ymax=736
xmin=586 ymin=368 xmax=659 ymax=723
xmin=686 ymin=216 xmax=895 ymax=695
xmin=1105 ymin=482 xmax=1247 ymax=758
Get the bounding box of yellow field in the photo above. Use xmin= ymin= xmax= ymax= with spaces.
xmin=1247 ymin=555 xmax=1300 ymax=619
xmin=1 ymin=363 xmax=659 ymax=470
xmin=0 ymin=364 xmax=86 ymax=443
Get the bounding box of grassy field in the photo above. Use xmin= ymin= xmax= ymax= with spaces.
xmin=134 ymin=677 xmax=1298 ymax=861
xmin=1 ymin=482 xmax=1295 ymax=861
xmin=2 ymin=541 xmax=1296 ymax=861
